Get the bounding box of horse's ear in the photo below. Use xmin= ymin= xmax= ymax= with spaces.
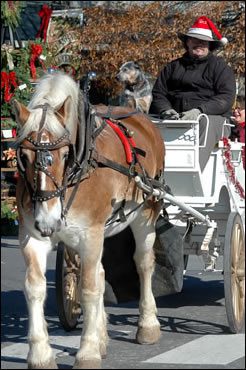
xmin=56 ymin=96 xmax=72 ymax=123
xmin=11 ymin=99 xmax=30 ymax=126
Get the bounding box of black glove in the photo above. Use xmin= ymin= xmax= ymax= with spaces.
xmin=160 ymin=109 xmax=180 ymax=120
xmin=180 ymin=108 xmax=201 ymax=121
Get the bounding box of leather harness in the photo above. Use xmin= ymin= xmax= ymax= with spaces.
xmin=17 ymin=102 xmax=164 ymax=222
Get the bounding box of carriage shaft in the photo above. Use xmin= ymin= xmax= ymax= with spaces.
xmin=135 ymin=176 xmax=213 ymax=227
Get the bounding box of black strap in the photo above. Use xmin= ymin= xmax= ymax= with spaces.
xmin=95 ymin=109 xmax=140 ymax=120
xmin=62 ymin=168 xmax=89 ymax=220
xmin=33 ymin=103 xmax=49 ymax=141
xmin=134 ymin=147 xmax=146 ymax=157
xmin=94 ymin=152 xmax=137 ymax=177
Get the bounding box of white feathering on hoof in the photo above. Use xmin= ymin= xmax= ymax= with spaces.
xmin=221 ymin=37 xmax=228 ymax=45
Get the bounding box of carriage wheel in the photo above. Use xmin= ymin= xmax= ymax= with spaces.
xmin=55 ymin=242 xmax=81 ymax=331
xmin=224 ymin=212 xmax=245 ymax=333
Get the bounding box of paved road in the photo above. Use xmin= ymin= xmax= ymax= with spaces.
xmin=1 ymin=237 xmax=245 ymax=369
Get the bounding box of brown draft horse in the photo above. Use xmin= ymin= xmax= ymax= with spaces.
xmin=13 ymin=71 xmax=165 ymax=369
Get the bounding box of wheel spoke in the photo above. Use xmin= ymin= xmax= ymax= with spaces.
xmin=236 ymin=283 xmax=244 ymax=322
xmin=232 ymin=280 xmax=239 ymax=318
xmin=239 ymin=279 xmax=245 ymax=299
xmin=232 ymin=267 xmax=245 ymax=322
xmin=231 ymin=225 xmax=239 ymax=267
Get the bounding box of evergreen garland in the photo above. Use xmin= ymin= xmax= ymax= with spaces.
xmin=1 ymin=40 xmax=47 ymax=118
xmin=1 ymin=1 xmax=25 ymax=28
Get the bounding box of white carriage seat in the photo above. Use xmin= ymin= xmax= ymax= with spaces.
xmin=153 ymin=116 xmax=204 ymax=199
xmin=152 ymin=114 xmax=234 ymax=204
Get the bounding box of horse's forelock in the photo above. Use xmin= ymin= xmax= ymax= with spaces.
xmin=16 ymin=108 xmax=68 ymax=144
xmin=16 ymin=109 xmax=42 ymax=143
xmin=24 ymin=72 xmax=80 ymax=135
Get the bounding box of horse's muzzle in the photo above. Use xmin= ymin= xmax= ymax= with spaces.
xmin=35 ymin=219 xmax=62 ymax=237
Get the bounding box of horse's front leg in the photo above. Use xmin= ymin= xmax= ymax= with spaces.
xmin=73 ymin=229 xmax=107 ymax=369
xmin=21 ymin=235 xmax=57 ymax=369
xmin=131 ymin=211 xmax=161 ymax=345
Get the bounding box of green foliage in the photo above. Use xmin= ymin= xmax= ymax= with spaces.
xmin=1 ymin=99 xmax=13 ymax=117
xmin=1 ymin=117 xmax=17 ymax=128
xmin=1 ymin=39 xmax=48 ymax=118
xmin=1 ymin=1 xmax=25 ymax=28
xmin=1 ymin=200 xmax=18 ymax=221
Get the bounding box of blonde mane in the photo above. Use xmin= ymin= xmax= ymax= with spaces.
xmin=17 ymin=72 xmax=80 ymax=142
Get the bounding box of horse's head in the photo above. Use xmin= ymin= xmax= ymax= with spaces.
xmin=13 ymin=73 xmax=81 ymax=237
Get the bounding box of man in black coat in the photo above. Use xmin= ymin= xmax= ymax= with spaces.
xmin=150 ymin=16 xmax=236 ymax=171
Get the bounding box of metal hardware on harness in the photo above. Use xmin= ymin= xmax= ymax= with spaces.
xmin=36 ymin=149 xmax=53 ymax=168
xmin=26 ymin=131 xmax=70 ymax=149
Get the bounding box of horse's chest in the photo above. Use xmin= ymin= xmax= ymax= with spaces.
xmin=56 ymin=201 xmax=143 ymax=249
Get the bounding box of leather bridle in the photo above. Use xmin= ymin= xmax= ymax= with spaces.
xmin=17 ymin=103 xmax=74 ymax=205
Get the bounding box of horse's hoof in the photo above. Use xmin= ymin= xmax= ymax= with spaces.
xmin=136 ymin=325 xmax=161 ymax=344
xmin=100 ymin=343 xmax=107 ymax=359
xmin=73 ymin=359 xmax=101 ymax=369
xmin=28 ymin=359 xmax=58 ymax=369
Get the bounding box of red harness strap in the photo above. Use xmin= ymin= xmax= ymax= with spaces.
xmin=105 ymin=119 xmax=137 ymax=164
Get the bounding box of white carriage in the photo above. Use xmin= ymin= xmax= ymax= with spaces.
xmin=55 ymin=114 xmax=245 ymax=335
xmin=146 ymin=114 xmax=245 ymax=333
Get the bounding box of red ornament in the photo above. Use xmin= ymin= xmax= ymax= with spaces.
xmin=1 ymin=71 xmax=18 ymax=102
xmin=30 ymin=43 xmax=46 ymax=80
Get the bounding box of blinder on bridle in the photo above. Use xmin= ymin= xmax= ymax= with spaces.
xmin=36 ymin=149 xmax=54 ymax=167
xmin=17 ymin=103 xmax=75 ymax=204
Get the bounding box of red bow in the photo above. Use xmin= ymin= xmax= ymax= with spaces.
xmin=1 ymin=71 xmax=18 ymax=102
xmin=36 ymin=4 xmax=52 ymax=42
xmin=30 ymin=44 xmax=46 ymax=80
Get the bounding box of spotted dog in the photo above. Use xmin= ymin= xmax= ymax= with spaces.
xmin=116 ymin=61 xmax=152 ymax=114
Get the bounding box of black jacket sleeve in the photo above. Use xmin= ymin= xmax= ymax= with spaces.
xmin=150 ymin=63 xmax=174 ymax=115
xmin=198 ymin=57 xmax=236 ymax=115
